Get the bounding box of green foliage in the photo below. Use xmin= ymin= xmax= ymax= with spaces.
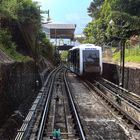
xmin=0 ymin=0 xmax=18 ymax=19
xmin=0 ymin=29 xmax=32 ymax=62
xmin=16 ymin=0 xmax=41 ymax=58
xmin=113 ymin=45 xmax=140 ymax=62
xmin=84 ymin=0 xmax=140 ymax=45
xmin=0 ymin=29 xmax=14 ymax=48
xmin=60 ymin=51 xmax=68 ymax=61
xmin=0 ymin=0 xmax=53 ymax=63
xmin=87 ymin=0 xmax=104 ymax=18
xmin=106 ymin=11 xmax=140 ymax=39
xmin=39 ymin=32 xmax=54 ymax=62
xmin=0 ymin=44 xmax=32 ymax=62
xmin=17 ymin=0 xmax=41 ymax=24
xmin=75 ymin=37 xmax=86 ymax=44
xmin=84 ymin=18 xmax=107 ymax=44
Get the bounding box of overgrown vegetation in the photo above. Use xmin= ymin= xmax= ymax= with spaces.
xmin=84 ymin=0 xmax=140 ymax=63
xmin=84 ymin=0 xmax=140 ymax=45
xmin=0 ymin=29 xmax=32 ymax=62
xmin=0 ymin=0 xmax=54 ymax=62
xmin=60 ymin=51 xmax=68 ymax=62
xmin=113 ymin=45 xmax=140 ymax=62
xmin=39 ymin=32 xmax=54 ymax=62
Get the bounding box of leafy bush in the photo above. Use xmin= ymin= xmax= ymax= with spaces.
xmin=60 ymin=51 xmax=68 ymax=61
xmin=0 ymin=29 xmax=15 ymax=49
xmin=39 ymin=32 xmax=55 ymax=62
xmin=0 ymin=29 xmax=32 ymax=62
xmin=0 ymin=0 xmax=53 ymax=63
xmin=0 ymin=43 xmax=32 ymax=62
xmin=84 ymin=0 xmax=140 ymax=45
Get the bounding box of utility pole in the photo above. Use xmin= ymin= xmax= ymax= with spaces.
xmin=120 ymin=39 xmax=125 ymax=88
xmin=34 ymin=6 xmax=41 ymax=93
xmin=109 ymin=19 xmax=126 ymax=88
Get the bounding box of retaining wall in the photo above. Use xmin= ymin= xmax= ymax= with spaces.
xmin=103 ymin=63 xmax=140 ymax=95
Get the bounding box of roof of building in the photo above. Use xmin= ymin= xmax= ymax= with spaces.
xmin=43 ymin=24 xmax=76 ymax=29
xmin=43 ymin=23 xmax=76 ymax=40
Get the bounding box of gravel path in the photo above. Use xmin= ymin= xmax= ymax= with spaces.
xmin=68 ymin=72 xmax=140 ymax=140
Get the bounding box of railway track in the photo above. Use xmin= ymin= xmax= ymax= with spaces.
xmin=84 ymin=79 xmax=140 ymax=130
xmin=15 ymin=65 xmax=86 ymax=140
xmin=99 ymin=78 xmax=140 ymax=108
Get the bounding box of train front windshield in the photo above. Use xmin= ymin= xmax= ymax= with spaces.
xmin=83 ymin=50 xmax=99 ymax=66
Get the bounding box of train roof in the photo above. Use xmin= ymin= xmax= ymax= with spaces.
xmin=69 ymin=44 xmax=101 ymax=51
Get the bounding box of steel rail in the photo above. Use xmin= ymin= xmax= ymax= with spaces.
xmin=64 ymin=70 xmax=86 ymax=140
xmin=85 ymin=80 xmax=140 ymax=130
xmin=36 ymin=66 xmax=62 ymax=140
xmin=101 ymin=78 xmax=140 ymax=98
xmin=95 ymin=80 xmax=140 ymax=113
xmin=52 ymin=69 xmax=69 ymax=135
xmin=100 ymin=78 xmax=140 ymax=108
xmin=15 ymin=65 xmax=61 ymax=140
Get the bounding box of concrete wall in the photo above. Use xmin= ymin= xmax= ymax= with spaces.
xmin=0 ymin=59 xmax=54 ymax=139
xmin=102 ymin=63 xmax=120 ymax=84
xmin=0 ymin=60 xmax=53 ymax=126
xmin=124 ymin=67 xmax=140 ymax=94
xmin=0 ymin=62 xmax=37 ymax=125
xmin=103 ymin=63 xmax=140 ymax=95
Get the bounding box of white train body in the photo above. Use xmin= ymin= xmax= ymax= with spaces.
xmin=68 ymin=44 xmax=102 ymax=76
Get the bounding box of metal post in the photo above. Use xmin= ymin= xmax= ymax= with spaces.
xmin=47 ymin=10 xmax=50 ymax=22
xmin=120 ymin=39 xmax=125 ymax=88
xmin=122 ymin=40 xmax=125 ymax=88
xmin=55 ymin=28 xmax=57 ymax=46
xmin=34 ymin=6 xmax=41 ymax=93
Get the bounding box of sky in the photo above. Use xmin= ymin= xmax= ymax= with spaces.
xmin=33 ymin=0 xmax=92 ymax=34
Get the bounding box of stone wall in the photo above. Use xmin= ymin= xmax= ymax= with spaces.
xmin=0 ymin=60 xmax=53 ymax=126
xmin=102 ymin=63 xmax=119 ymax=85
xmin=0 ymin=59 xmax=54 ymax=139
xmin=0 ymin=62 xmax=37 ymax=125
xmin=124 ymin=67 xmax=140 ymax=94
xmin=103 ymin=63 xmax=140 ymax=95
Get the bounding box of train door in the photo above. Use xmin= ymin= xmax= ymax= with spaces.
xmin=68 ymin=50 xmax=72 ymax=70
xmin=73 ymin=49 xmax=80 ymax=74
xmin=75 ymin=49 xmax=80 ymax=73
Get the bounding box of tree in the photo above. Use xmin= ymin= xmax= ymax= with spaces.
xmin=16 ymin=0 xmax=41 ymax=57
xmin=87 ymin=0 xmax=104 ymax=19
xmin=39 ymin=32 xmax=54 ymax=62
xmin=0 ymin=0 xmax=17 ymax=19
xmin=84 ymin=0 xmax=140 ymax=45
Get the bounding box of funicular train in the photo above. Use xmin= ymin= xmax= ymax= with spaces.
xmin=68 ymin=44 xmax=102 ymax=76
